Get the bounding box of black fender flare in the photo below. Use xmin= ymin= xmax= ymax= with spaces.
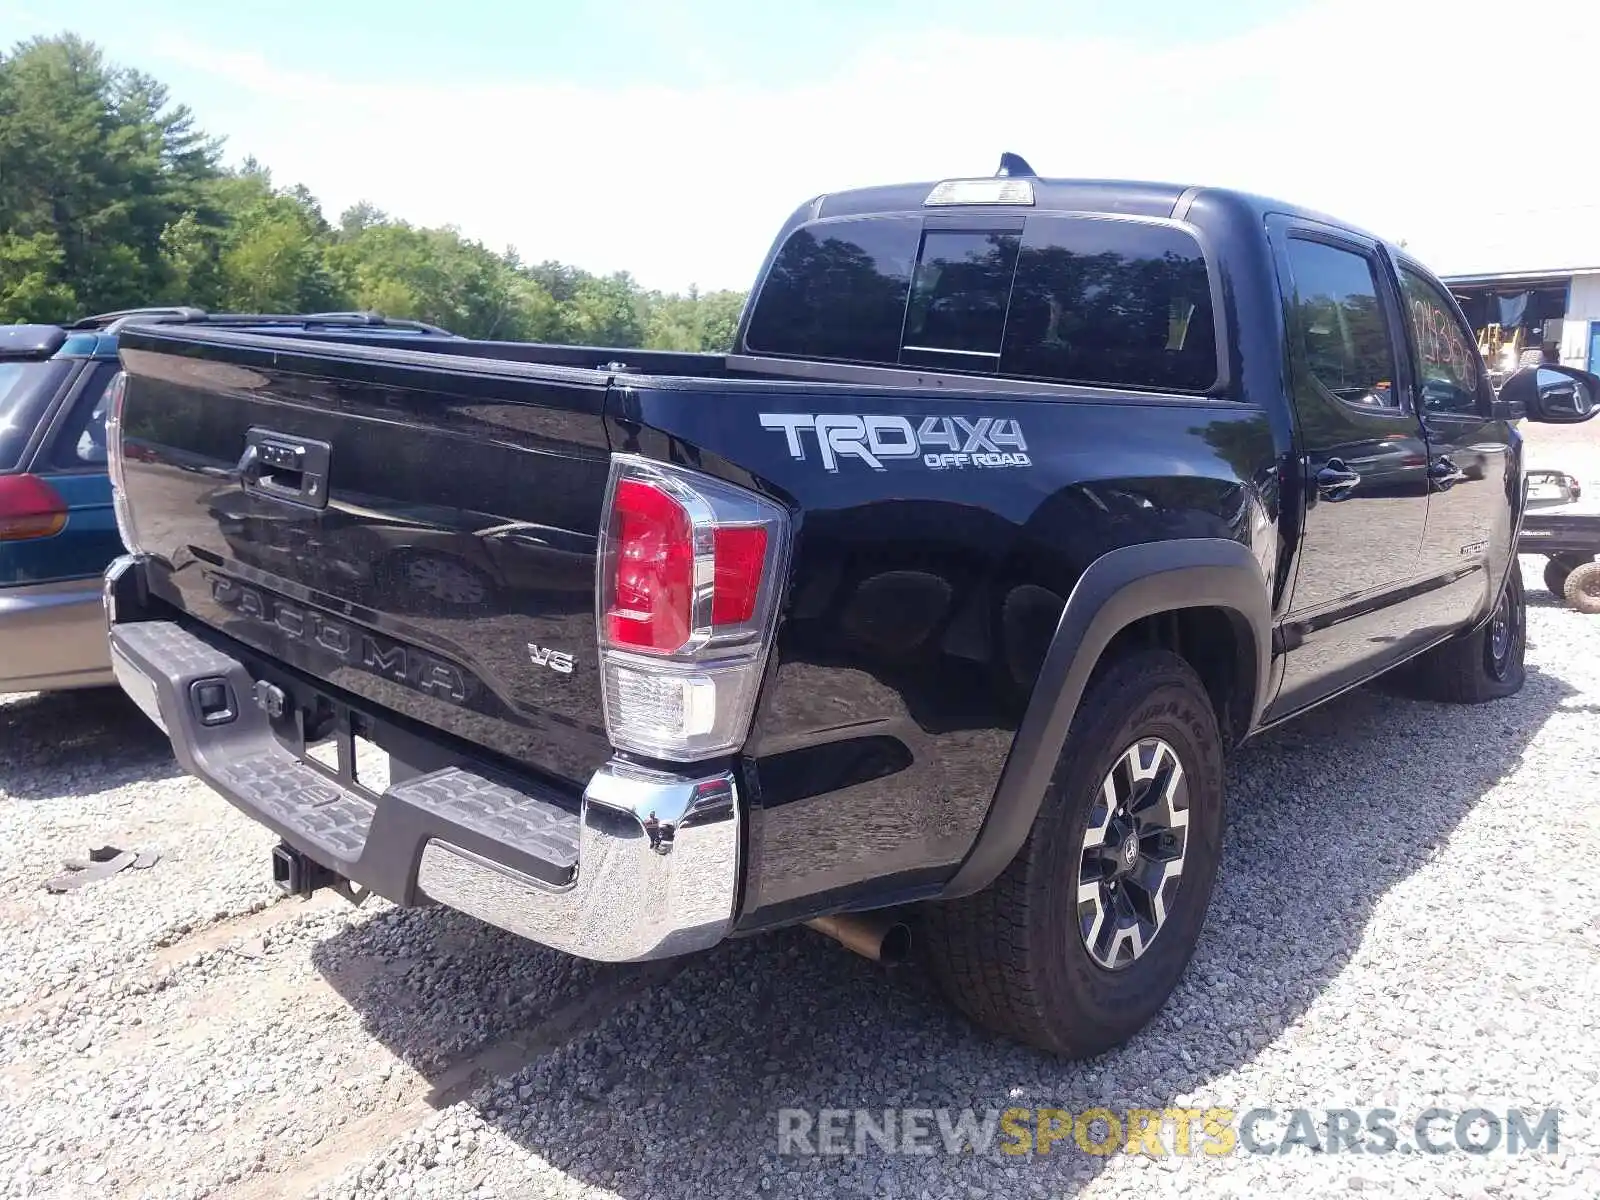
xmin=941 ymin=538 xmax=1272 ymax=898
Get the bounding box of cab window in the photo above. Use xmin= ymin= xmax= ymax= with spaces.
xmin=1000 ymin=216 xmax=1217 ymax=392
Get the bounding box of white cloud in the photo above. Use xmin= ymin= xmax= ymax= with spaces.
xmin=150 ymin=0 xmax=1600 ymax=291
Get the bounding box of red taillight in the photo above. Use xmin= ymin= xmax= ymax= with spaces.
xmin=607 ymin=478 xmax=695 ymax=652
xmin=0 ymin=474 xmax=68 ymax=542
xmin=597 ymin=457 xmax=790 ymax=761
xmin=711 ymin=526 xmax=768 ymax=624
xmin=604 ymin=484 xmax=778 ymax=653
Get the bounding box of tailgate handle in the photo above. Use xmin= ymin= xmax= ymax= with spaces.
xmin=240 ymin=430 xmax=331 ymax=509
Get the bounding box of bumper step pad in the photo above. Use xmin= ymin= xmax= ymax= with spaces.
xmin=109 ymin=620 xmax=579 ymax=895
xmin=211 ymin=749 xmax=376 ymax=861
xmin=388 ymin=768 xmax=579 ymax=879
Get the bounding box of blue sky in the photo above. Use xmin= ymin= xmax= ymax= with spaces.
xmin=5 ymin=0 xmax=1599 ymax=291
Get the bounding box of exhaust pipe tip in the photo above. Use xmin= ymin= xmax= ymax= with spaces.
xmin=805 ymin=913 xmax=912 ymax=964
xmin=878 ymin=920 xmax=912 ymax=964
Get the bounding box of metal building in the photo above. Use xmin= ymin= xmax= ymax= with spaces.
xmin=1443 ymin=267 xmax=1600 ymax=387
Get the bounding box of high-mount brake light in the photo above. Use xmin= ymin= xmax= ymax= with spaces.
xmin=924 ymin=178 xmax=1036 ymax=207
xmin=0 ymin=474 xmax=68 ymax=541
xmin=597 ymin=456 xmax=790 ymax=762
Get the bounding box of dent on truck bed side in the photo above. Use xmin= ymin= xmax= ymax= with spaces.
xmin=607 ymin=384 xmax=1279 ymax=931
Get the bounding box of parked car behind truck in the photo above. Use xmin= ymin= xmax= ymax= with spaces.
xmin=102 ymin=159 xmax=1598 ymax=1057
xmin=1 ymin=316 xmax=141 ymax=692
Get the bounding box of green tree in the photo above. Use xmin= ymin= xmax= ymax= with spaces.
xmin=561 ymin=271 xmax=647 ymax=346
xmin=220 ymin=199 xmax=338 ymax=312
xmin=643 ymin=285 xmax=746 ymax=352
xmin=157 ymin=211 xmax=223 ymax=309
xmin=338 ymin=201 xmax=388 ymax=240
xmin=326 ymin=219 xmax=561 ymax=339
xmin=1 ymin=33 xmax=751 ymax=345
xmin=0 ymin=231 xmax=77 ymax=322
xmin=0 ymin=33 xmax=220 ymax=314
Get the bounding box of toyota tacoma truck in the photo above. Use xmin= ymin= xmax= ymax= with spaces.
xmin=100 ymin=157 xmax=1598 ymax=1058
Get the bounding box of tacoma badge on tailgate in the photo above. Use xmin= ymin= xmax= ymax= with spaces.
xmin=209 ymin=574 xmax=473 ymax=704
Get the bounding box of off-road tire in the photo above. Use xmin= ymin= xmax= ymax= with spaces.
xmin=1564 ymin=561 xmax=1600 ymax=614
xmin=1544 ymin=558 xmax=1572 ymax=598
xmin=1544 ymin=554 xmax=1592 ymax=598
xmin=922 ymin=649 xmax=1225 ymax=1058
xmin=1399 ymin=569 xmax=1526 ymax=702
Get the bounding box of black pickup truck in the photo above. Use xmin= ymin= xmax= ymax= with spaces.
xmin=102 ymin=158 xmax=1597 ymax=1057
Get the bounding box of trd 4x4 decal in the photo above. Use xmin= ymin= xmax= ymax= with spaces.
xmin=758 ymin=413 xmax=1030 ymax=472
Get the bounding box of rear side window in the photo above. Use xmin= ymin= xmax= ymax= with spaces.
xmin=1283 ymin=238 xmax=1400 ymax=410
xmin=0 ymin=359 xmax=70 ymax=472
xmin=744 ymin=218 xmax=919 ymax=365
xmin=50 ymin=363 xmax=117 ymax=468
xmin=745 ymin=213 xmax=1219 ymax=392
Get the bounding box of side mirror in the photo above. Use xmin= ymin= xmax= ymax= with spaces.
xmin=1500 ymin=364 xmax=1600 ymax=423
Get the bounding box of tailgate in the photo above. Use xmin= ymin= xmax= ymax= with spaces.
xmin=114 ymin=328 xmax=614 ymax=788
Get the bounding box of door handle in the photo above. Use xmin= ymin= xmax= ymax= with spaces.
xmin=1429 ymin=456 xmax=1468 ymax=490
xmin=1316 ymin=458 xmax=1361 ymax=501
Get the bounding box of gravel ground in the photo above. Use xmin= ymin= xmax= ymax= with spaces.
xmin=2 ymin=429 xmax=1598 ymax=1200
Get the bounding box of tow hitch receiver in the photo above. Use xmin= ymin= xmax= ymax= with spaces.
xmin=271 ymin=842 xmax=336 ymax=898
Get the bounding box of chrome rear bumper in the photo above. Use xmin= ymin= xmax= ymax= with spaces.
xmin=417 ymin=764 xmax=739 ymax=961
xmin=104 ymin=556 xmax=741 ymax=963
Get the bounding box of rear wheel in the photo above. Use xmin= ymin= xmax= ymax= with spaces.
xmin=1398 ymin=569 xmax=1525 ymax=702
xmin=923 ymin=649 xmax=1225 ymax=1058
xmin=1564 ymin=561 xmax=1600 ymax=614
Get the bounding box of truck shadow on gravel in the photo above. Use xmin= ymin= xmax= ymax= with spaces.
xmin=0 ymin=687 xmax=180 ymax=801
xmin=311 ymin=666 xmax=1573 ymax=1199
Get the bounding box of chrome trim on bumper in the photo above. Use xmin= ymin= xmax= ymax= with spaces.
xmin=417 ymin=762 xmax=740 ymax=962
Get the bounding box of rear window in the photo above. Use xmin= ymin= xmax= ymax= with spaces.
xmin=901 ymin=230 xmax=1021 ymax=367
xmin=745 ymin=213 xmax=1218 ymax=392
xmin=0 ymin=359 xmax=69 ymax=472
xmin=743 ymin=217 xmax=919 ymax=365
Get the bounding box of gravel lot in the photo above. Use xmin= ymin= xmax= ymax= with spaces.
xmin=3 ymin=426 xmax=1598 ymax=1200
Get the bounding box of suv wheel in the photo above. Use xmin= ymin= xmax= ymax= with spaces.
xmin=1396 ymin=569 xmax=1526 ymax=702
xmin=923 ymin=648 xmax=1224 ymax=1058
